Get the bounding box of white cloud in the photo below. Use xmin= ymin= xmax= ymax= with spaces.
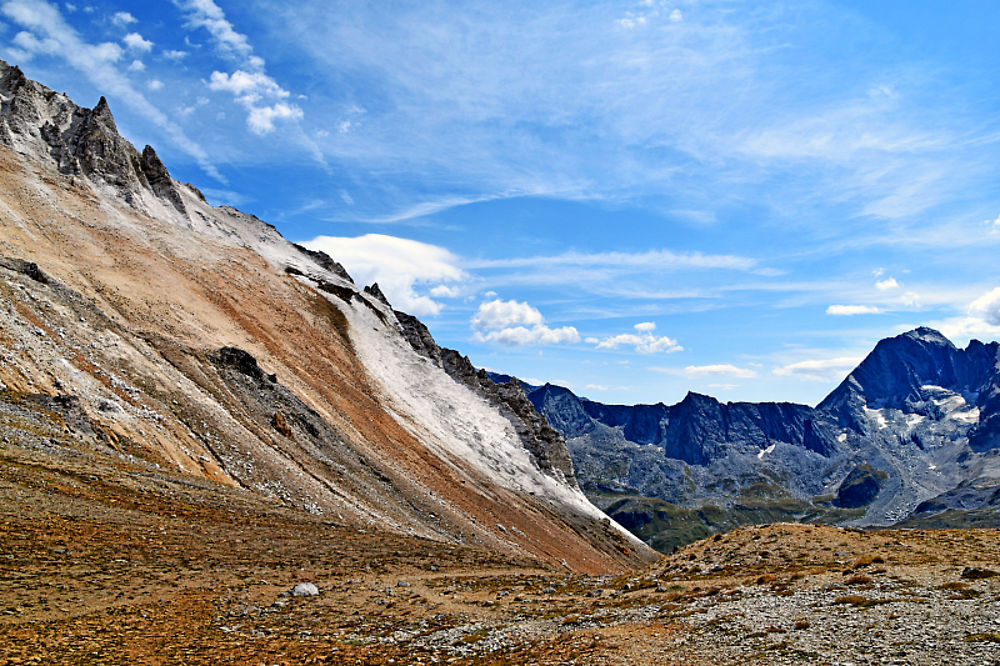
xmin=110 ymin=11 xmax=135 ymax=27
xmin=127 ymin=58 xmax=144 ymax=72
xmin=148 ymin=78 xmax=163 ymax=91
xmin=122 ymin=32 xmax=152 ymax=53
xmin=584 ymin=383 xmax=629 ymax=392
xmin=470 ymin=248 xmax=757 ymax=272
xmin=477 ymin=324 xmax=581 ymax=346
xmin=246 ymin=102 xmax=303 ymax=134
xmin=174 ymin=0 xmax=302 ymax=135
xmin=926 ymin=316 xmax=1000 ymax=344
xmin=0 ymin=0 xmax=222 ymax=181
xmin=593 ymin=322 xmax=683 ymax=354
xmin=207 ymin=70 xmax=300 ymax=135
xmin=429 ymin=285 xmax=460 ymax=298
xmin=172 ymin=0 xmax=251 ymax=60
xmin=875 ymin=277 xmax=899 ymax=290
xmin=472 ymin=299 xmax=544 ymax=331
xmin=471 ymin=298 xmax=579 ymax=347
xmin=10 ymin=29 xmax=62 ymax=58
xmin=683 ymin=364 xmax=757 ymax=379
xmin=969 ymin=287 xmax=1000 ymax=326
xmin=669 ymin=9 xmax=683 ymax=22
xmin=773 ymin=356 xmax=862 ymax=382
xmin=208 ymin=69 xmax=288 ymax=102
xmin=163 ymin=49 xmax=188 ymax=60
xmin=302 ymin=234 xmax=465 ymax=316
xmin=650 ymin=363 xmax=757 ymax=379
xmin=826 ymin=304 xmax=883 ymax=316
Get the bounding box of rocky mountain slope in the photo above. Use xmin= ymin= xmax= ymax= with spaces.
xmin=513 ymin=328 xmax=1000 ymax=551
xmin=0 ymin=59 xmax=652 ymax=572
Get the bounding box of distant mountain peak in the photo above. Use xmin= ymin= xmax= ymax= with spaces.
xmin=898 ymin=326 xmax=954 ymax=347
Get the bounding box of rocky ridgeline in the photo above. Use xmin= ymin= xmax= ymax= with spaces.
xmin=0 ymin=60 xmax=187 ymax=213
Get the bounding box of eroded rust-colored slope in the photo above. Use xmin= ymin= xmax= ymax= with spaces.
xmin=0 ymin=145 xmax=648 ymax=573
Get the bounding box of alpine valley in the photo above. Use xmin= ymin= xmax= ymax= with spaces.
xmin=2 ymin=60 xmax=999 ymax=665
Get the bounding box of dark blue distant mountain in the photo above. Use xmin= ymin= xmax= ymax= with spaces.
xmin=491 ymin=328 xmax=1000 ymax=551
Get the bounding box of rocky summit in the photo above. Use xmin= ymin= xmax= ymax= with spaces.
xmin=512 ymin=327 xmax=1000 ymax=552
xmin=1 ymin=60 xmax=999 ymax=665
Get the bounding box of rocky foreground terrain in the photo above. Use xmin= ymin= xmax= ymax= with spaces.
xmin=2 ymin=433 xmax=999 ymax=664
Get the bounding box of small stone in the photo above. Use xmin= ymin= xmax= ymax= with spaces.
xmin=291 ymin=582 xmax=319 ymax=596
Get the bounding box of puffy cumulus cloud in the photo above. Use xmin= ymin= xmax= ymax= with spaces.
xmin=163 ymin=49 xmax=188 ymax=60
xmin=302 ymin=234 xmax=465 ymax=316
xmin=175 ymin=0 xmax=301 ymax=134
xmin=927 ymin=315 xmax=1000 ymax=343
xmin=208 ymin=69 xmax=288 ymax=103
xmin=669 ymin=9 xmax=683 ymax=22
xmin=247 ymin=102 xmax=303 ymax=134
xmin=207 ymin=70 xmax=301 ymax=134
xmin=477 ymin=324 xmax=580 ymax=347
xmin=969 ymin=287 xmax=1000 ymax=326
xmin=110 ymin=11 xmax=136 ymax=26
xmin=471 ymin=299 xmax=543 ymax=331
xmin=826 ymin=304 xmax=882 ymax=316
xmin=593 ymin=322 xmax=682 ymax=354
xmin=122 ymin=32 xmax=152 ymax=53
xmin=127 ymin=58 xmax=144 ymax=72
xmin=471 ymin=298 xmax=579 ymax=347
xmin=773 ymin=356 xmax=861 ymax=382
xmin=876 ymin=277 xmax=899 ymax=291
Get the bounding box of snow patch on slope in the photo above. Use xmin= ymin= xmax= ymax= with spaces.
xmin=340 ymin=295 xmax=640 ymax=543
xmin=757 ymin=443 xmax=776 ymax=460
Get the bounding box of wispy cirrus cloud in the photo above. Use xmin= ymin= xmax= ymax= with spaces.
xmin=773 ymin=356 xmax=863 ymax=382
xmin=246 ymin=0 xmax=999 ymax=228
xmin=651 ymin=363 xmax=758 ymax=379
xmin=467 ymin=249 xmax=758 ymax=272
xmin=826 ymin=304 xmax=883 ymax=316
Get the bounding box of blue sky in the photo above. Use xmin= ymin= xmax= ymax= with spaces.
xmin=4 ymin=0 xmax=1000 ymax=406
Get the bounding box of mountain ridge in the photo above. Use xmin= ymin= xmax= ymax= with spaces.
xmin=490 ymin=328 xmax=1000 ymax=550
xmin=0 ymin=58 xmax=653 ymax=571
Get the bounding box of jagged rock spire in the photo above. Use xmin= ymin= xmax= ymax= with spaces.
xmin=0 ymin=61 xmax=186 ymax=215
